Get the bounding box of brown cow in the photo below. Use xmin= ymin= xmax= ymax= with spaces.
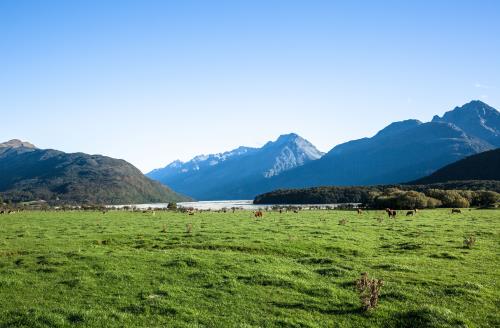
xmin=357 ymin=208 xmax=363 ymax=214
xmin=451 ymin=208 xmax=462 ymax=214
xmin=254 ymin=210 xmax=263 ymax=218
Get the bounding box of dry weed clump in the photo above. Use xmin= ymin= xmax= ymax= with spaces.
xmin=356 ymin=272 xmax=384 ymax=311
xmin=463 ymin=235 xmax=476 ymax=249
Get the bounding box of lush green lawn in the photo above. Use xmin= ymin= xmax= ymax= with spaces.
xmin=0 ymin=209 xmax=498 ymax=327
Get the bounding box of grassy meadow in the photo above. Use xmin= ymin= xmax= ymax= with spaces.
xmin=0 ymin=209 xmax=498 ymax=327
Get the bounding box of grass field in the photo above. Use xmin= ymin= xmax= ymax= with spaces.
xmin=0 ymin=209 xmax=498 ymax=327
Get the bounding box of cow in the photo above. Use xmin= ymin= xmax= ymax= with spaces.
xmin=406 ymin=210 xmax=414 ymax=216
xmin=357 ymin=208 xmax=363 ymax=214
xmin=254 ymin=210 xmax=263 ymax=218
xmin=385 ymin=208 xmax=397 ymax=218
xmin=451 ymin=208 xmax=462 ymax=214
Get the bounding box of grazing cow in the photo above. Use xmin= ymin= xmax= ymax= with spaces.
xmin=293 ymin=210 xmax=299 ymax=214
xmin=385 ymin=208 xmax=397 ymax=218
xmin=451 ymin=208 xmax=462 ymax=214
xmin=0 ymin=210 xmax=4 ymax=215
xmin=406 ymin=210 xmax=414 ymax=216
xmin=254 ymin=210 xmax=263 ymax=218
xmin=357 ymin=208 xmax=363 ymax=214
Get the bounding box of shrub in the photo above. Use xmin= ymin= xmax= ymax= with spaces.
xmin=167 ymin=202 xmax=177 ymax=210
xmin=463 ymin=235 xmax=476 ymax=249
xmin=473 ymin=191 xmax=500 ymax=208
xmin=425 ymin=189 xmax=470 ymax=208
xmin=356 ymin=272 xmax=384 ymax=311
xmin=371 ymin=189 xmax=441 ymax=210
xmin=425 ymin=197 xmax=443 ymax=208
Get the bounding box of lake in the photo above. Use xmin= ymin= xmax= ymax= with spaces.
xmin=112 ymin=200 xmax=357 ymax=210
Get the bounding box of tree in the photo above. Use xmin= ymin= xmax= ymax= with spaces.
xmin=474 ymin=191 xmax=500 ymax=208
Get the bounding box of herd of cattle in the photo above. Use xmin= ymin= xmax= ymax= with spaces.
xmin=0 ymin=207 xmax=465 ymax=216
xmin=250 ymin=207 xmax=463 ymax=218
xmin=0 ymin=209 xmax=21 ymax=214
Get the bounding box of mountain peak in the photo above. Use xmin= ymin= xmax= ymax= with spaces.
xmin=276 ymin=133 xmax=300 ymax=141
xmin=432 ymin=100 xmax=499 ymax=146
xmin=433 ymin=100 xmax=498 ymax=121
xmin=375 ymin=119 xmax=422 ymax=138
xmin=147 ymin=133 xmax=324 ymax=199
xmin=0 ymin=139 xmax=37 ymax=149
xmin=460 ymin=99 xmax=490 ymax=109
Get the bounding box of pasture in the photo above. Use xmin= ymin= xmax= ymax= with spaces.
xmin=0 ymin=209 xmax=498 ymax=327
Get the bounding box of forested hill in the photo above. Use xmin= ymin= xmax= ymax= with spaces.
xmin=409 ymin=148 xmax=500 ymax=184
xmin=0 ymin=139 xmax=189 ymax=205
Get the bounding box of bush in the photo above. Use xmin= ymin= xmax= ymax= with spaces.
xmin=425 ymin=189 xmax=470 ymax=208
xmin=356 ymin=272 xmax=384 ymax=311
xmin=371 ymin=189 xmax=442 ymax=210
xmin=463 ymin=235 xmax=476 ymax=249
xmin=472 ymin=191 xmax=500 ymax=208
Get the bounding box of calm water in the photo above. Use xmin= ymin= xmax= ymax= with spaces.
xmin=113 ymin=200 xmax=356 ymax=210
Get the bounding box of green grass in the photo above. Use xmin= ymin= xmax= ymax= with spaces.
xmin=0 ymin=209 xmax=498 ymax=327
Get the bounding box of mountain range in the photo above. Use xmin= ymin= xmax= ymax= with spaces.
xmin=149 ymin=100 xmax=499 ymax=200
xmin=147 ymin=133 xmax=324 ymax=200
xmin=0 ymin=140 xmax=188 ymax=205
xmin=2 ymin=100 xmax=498 ymax=203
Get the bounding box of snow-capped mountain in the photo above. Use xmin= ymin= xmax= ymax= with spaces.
xmin=147 ymin=133 xmax=324 ymax=200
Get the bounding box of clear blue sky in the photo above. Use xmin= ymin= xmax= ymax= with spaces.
xmin=1 ymin=0 xmax=499 ymax=172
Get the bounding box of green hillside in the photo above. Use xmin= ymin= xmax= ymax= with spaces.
xmin=0 ymin=140 xmax=189 ymax=204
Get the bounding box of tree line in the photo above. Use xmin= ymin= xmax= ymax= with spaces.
xmin=254 ymin=181 xmax=500 ymax=209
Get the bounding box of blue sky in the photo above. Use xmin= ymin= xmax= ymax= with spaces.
xmin=1 ymin=0 xmax=499 ymax=172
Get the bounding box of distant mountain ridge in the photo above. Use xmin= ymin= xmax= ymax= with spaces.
xmin=150 ymin=100 xmax=499 ymax=200
xmin=147 ymin=133 xmax=324 ymax=200
xmin=148 ymin=146 xmax=257 ymax=182
xmin=0 ymin=140 xmax=188 ymax=204
xmin=410 ymin=148 xmax=500 ymax=184
xmin=259 ymin=101 xmax=498 ymax=192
